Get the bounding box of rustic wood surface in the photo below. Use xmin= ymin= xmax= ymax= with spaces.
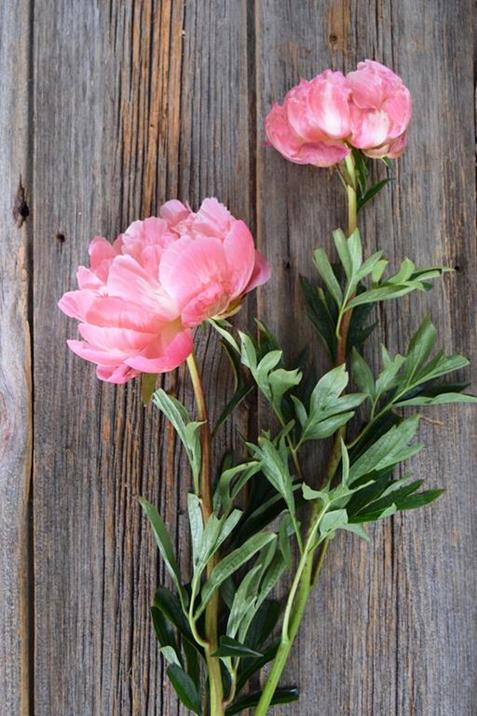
xmin=0 ymin=1 xmax=475 ymax=714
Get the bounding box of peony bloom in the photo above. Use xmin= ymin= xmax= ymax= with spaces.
xmin=265 ymin=60 xmax=411 ymax=165
xmin=347 ymin=60 xmax=411 ymax=158
xmin=158 ymin=198 xmax=271 ymax=327
xmin=59 ymin=199 xmax=270 ymax=384
xmin=265 ymin=70 xmax=352 ymax=167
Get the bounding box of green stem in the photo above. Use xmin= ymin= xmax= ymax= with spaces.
xmin=254 ymin=155 xmax=358 ymax=716
xmin=186 ymin=354 xmax=224 ymax=716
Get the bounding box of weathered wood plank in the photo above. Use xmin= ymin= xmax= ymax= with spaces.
xmin=0 ymin=2 xmax=32 ymax=714
xmin=256 ymin=1 xmax=476 ymax=715
xmin=32 ymin=1 xmax=253 ymax=714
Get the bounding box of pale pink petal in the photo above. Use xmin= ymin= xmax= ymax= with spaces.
xmin=96 ymin=363 xmax=139 ymax=384
xmin=346 ymin=65 xmax=386 ymax=109
xmin=77 ymin=266 xmax=104 ymax=290
xmin=67 ymin=339 xmax=127 ymax=366
xmin=222 ymin=220 xmax=256 ymax=297
xmin=265 ymin=102 xmax=306 ymax=162
xmin=159 ymin=236 xmax=229 ymax=309
xmin=193 ymin=198 xmax=233 ymax=238
xmin=107 ymin=255 xmax=179 ymax=319
xmin=382 ymin=87 xmax=412 ymax=138
xmin=58 ymin=290 xmax=97 ymax=320
xmin=83 ymin=296 xmax=164 ymax=333
xmin=245 ymin=250 xmax=272 ymax=292
xmin=306 ymin=70 xmax=351 ymax=139
xmin=159 ymin=200 xmax=191 ymax=227
xmin=296 ymin=141 xmax=350 ymax=167
xmin=386 ymin=132 xmax=408 ymax=158
xmin=350 ymin=106 xmax=390 ymax=149
xmin=182 ymin=284 xmax=231 ymax=327
xmin=78 ymin=323 xmax=157 ymax=354
xmin=125 ymin=328 xmax=193 ymax=373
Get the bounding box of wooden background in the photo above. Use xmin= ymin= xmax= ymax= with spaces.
xmin=1 ymin=1 xmax=476 ymax=714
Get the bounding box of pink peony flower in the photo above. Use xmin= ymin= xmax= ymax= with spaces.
xmin=59 ymin=199 xmax=270 ymax=384
xmin=265 ymin=60 xmax=411 ymax=166
xmin=346 ymin=60 xmax=411 ymax=158
xmin=265 ymin=71 xmax=352 ymax=167
xmin=158 ymin=198 xmax=271 ymax=327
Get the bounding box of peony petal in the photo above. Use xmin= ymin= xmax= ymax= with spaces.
xmin=67 ymin=339 xmax=127 ymax=366
xmin=222 ymin=220 xmax=256 ymax=296
xmin=306 ymin=70 xmax=351 ymax=139
xmin=96 ymin=363 xmax=139 ymax=384
xmin=107 ymin=255 xmax=179 ymax=319
xmin=350 ymin=106 xmax=390 ymax=149
xmin=78 ymin=323 xmax=157 ymax=353
xmin=245 ymin=250 xmax=272 ymax=292
xmin=159 ymin=199 xmax=191 ymax=227
xmin=159 ymin=236 xmax=229 ymax=309
xmin=125 ymin=327 xmax=193 ymax=373
xmin=191 ymin=198 xmax=234 ymax=238
xmin=58 ymin=290 xmax=97 ymax=320
xmin=83 ymin=295 xmax=164 ymax=333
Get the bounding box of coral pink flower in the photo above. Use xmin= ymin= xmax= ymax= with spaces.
xmin=346 ymin=60 xmax=411 ymax=158
xmin=59 ymin=200 xmax=270 ymax=384
xmin=265 ymin=61 xmax=411 ymax=165
xmin=158 ymin=198 xmax=271 ymax=327
xmin=265 ymin=70 xmax=351 ymax=167
xmin=59 ymin=218 xmax=193 ymax=383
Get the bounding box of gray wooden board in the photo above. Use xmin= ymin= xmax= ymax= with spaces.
xmin=0 ymin=0 xmax=475 ymax=714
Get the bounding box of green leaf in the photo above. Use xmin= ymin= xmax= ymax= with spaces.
xmin=357 ymin=177 xmax=394 ymax=210
xmin=153 ymin=390 xmax=202 ymax=488
xmin=215 ymin=460 xmax=260 ymax=513
xmin=187 ymin=493 xmax=204 ymax=567
xmin=320 ymin=508 xmax=348 ymax=534
xmin=235 ymin=641 xmax=280 ymax=693
xmin=313 ymin=248 xmax=343 ymax=305
xmin=212 ymin=636 xmax=263 ymax=659
xmin=226 ymin=688 xmax=299 ymax=714
xmin=300 ymin=276 xmax=338 ymax=360
xmin=199 ymin=532 xmax=276 ymax=613
xmin=248 ymin=437 xmax=295 ymax=517
xmin=349 ymin=416 xmax=422 ymax=484
xmin=351 ymin=348 xmax=375 ymax=397
xmin=139 ymin=498 xmax=186 ymax=604
xmin=403 ymin=316 xmax=437 ymax=381
xmin=244 ymin=600 xmax=281 ymax=652
xmin=153 ymin=587 xmax=196 ymax=645
xmin=151 ymin=606 xmax=179 ymax=657
xmin=302 ymin=484 xmax=329 ymax=503
xmin=395 ymin=392 xmax=477 ymax=407
xmin=167 ymin=664 xmax=201 ymax=714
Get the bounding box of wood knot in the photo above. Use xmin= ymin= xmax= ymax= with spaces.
xmin=13 ymin=180 xmax=30 ymax=228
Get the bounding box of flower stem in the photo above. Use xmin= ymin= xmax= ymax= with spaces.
xmin=186 ymin=353 xmax=224 ymax=716
xmin=254 ymin=155 xmax=358 ymax=716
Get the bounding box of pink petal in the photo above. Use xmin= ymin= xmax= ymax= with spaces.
xmin=382 ymin=87 xmax=412 ymax=138
xmin=245 ymin=250 xmax=272 ymax=292
xmin=125 ymin=327 xmax=193 ymax=373
xmin=77 ymin=266 xmax=105 ymax=290
xmin=83 ymin=295 xmax=164 ymax=333
xmin=96 ymin=364 xmax=140 ymax=384
xmin=193 ymin=198 xmax=233 ymax=238
xmin=222 ymin=220 xmax=256 ymax=296
xmin=159 ymin=236 xmax=229 ymax=310
xmin=306 ymin=70 xmax=351 ymax=139
xmin=159 ymin=200 xmax=191 ymax=227
xmin=78 ymin=323 xmax=156 ymax=353
xmin=182 ymin=284 xmax=231 ymax=327
xmin=67 ymin=339 xmax=127 ymax=366
xmin=58 ymin=290 xmax=97 ymax=320
xmin=107 ymin=255 xmax=179 ymax=319
xmin=350 ymin=106 xmax=390 ymax=149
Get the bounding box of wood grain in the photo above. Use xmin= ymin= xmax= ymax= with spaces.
xmin=1 ymin=0 xmax=474 ymax=714
xmin=0 ymin=2 xmax=32 ymax=715
xmin=256 ymin=1 xmax=476 ymax=715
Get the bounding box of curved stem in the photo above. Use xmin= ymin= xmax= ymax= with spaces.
xmin=186 ymin=353 xmax=224 ymax=716
xmin=254 ymin=156 xmax=358 ymax=716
